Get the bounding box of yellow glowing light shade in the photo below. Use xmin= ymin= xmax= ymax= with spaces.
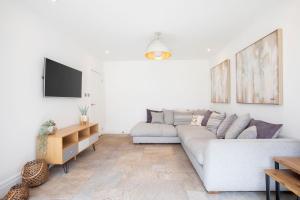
xmin=145 ymin=33 xmax=172 ymax=60
xmin=145 ymin=51 xmax=172 ymax=60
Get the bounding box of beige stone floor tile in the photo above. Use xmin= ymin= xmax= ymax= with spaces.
xmin=29 ymin=135 xmax=294 ymax=200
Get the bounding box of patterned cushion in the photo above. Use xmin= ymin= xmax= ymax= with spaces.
xmin=190 ymin=115 xmax=204 ymax=126
xmin=217 ymin=114 xmax=237 ymax=139
xmin=238 ymin=126 xmax=257 ymax=139
xmin=206 ymin=112 xmax=226 ymax=134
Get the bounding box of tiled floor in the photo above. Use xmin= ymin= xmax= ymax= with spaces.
xmin=30 ymin=135 xmax=293 ymax=200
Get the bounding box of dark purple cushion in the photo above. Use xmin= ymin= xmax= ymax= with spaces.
xmin=146 ymin=109 xmax=162 ymax=123
xmin=201 ymin=110 xmax=213 ymax=126
xmin=249 ymin=119 xmax=282 ymax=139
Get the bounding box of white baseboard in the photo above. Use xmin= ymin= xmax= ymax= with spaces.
xmin=0 ymin=173 xmax=21 ymax=198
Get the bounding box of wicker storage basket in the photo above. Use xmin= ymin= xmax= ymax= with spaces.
xmin=21 ymin=159 xmax=49 ymax=187
xmin=4 ymin=183 xmax=29 ymax=200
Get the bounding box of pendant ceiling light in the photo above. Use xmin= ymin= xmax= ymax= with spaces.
xmin=145 ymin=32 xmax=172 ymax=60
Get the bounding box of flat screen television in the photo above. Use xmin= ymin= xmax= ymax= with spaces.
xmin=44 ymin=58 xmax=82 ymax=97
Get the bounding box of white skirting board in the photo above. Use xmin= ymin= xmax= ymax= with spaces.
xmin=0 ymin=173 xmax=21 ymax=198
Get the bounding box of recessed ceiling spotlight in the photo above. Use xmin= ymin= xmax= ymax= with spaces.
xmin=207 ymin=48 xmax=211 ymax=52
xmin=105 ymin=50 xmax=110 ymax=55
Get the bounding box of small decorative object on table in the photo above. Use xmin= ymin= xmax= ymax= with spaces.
xmin=4 ymin=183 xmax=29 ymax=200
xmin=21 ymin=159 xmax=49 ymax=187
xmin=79 ymin=105 xmax=89 ymax=125
xmin=37 ymin=120 xmax=56 ymax=159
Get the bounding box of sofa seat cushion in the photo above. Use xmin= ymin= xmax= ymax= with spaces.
xmin=130 ymin=122 xmax=177 ymax=137
xmin=177 ymin=125 xmax=216 ymax=144
xmin=185 ymin=138 xmax=211 ymax=165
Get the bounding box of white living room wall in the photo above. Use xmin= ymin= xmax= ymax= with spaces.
xmin=103 ymin=60 xmax=210 ymax=133
xmin=0 ymin=1 xmax=103 ymax=196
xmin=209 ymin=1 xmax=300 ymax=139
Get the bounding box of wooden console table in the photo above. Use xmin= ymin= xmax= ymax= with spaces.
xmin=45 ymin=123 xmax=99 ymax=173
xmin=265 ymin=157 xmax=300 ymax=200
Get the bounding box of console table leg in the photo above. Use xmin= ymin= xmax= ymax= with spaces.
xmin=274 ymin=161 xmax=281 ymax=200
xmin=275 ymin=161 xmax=279 ymax=169
xmin=92 ymin=144 xmax=96 ymax=151
xmin=275 ymin=181 xmax=280 ymax=200
xmin=265 ymin=174 xmax=271 ymax=200
xmin=63 ymin=162 xmax=69 ymax=174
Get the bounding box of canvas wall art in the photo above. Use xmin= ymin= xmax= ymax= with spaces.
xmin=211 ymin=59 xmax=230 ymax=103
xmin=236 ymin=29 xmax=283 ymax=104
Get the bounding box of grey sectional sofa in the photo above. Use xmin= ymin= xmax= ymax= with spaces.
xmin=130 ymin=120 xmax=300 ymax=192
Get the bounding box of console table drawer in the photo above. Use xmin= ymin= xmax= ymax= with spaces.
xmin=63 ymin=144 xmax=78 ymax=162
xmin=90 ymin=133 xmax=98 ymax=144
xmin=78 ymin=138 xmax=90 ymax=152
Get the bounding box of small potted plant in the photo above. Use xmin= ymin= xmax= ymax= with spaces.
xmin=37 ymin=120 xmax=57 ymax=159
xmin=79 ymin=105 xmax=89 ymax=125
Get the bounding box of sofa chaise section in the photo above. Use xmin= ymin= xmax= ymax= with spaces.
xmin=131 ymin=122 xmax=180 ymax=143
xmin=182 ymin=137 xmax=300 ymax=192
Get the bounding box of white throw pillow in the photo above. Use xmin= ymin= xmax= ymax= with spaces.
xmin=190 ymin=115 xmax=204 ymax=126
xmin=238 ymin=126 xmax=257 ymax=139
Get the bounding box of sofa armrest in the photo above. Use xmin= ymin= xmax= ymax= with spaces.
xmin=203 ymin=139 xmax=300 ymax=191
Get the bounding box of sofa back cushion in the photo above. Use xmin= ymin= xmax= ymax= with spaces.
xmin=225 ymin=114 xmax=251 ymax=139
xmin=249 ymin=119 xmax=283 ymax=138
xmin=192 ymin=109 xmax=207 ymax=116
xmin=151 ymin=112 xmax=164 ymax=124
xmin=206 ymin=112 xmax=226 ymax=134
xmin=217 ymin=114 xmax=237 ymax=139
xmin=146 ymin=109 xmax=162 ymax=123
xmin=174 ymin=111 xmax=193 ymax=125
xmin=238 ymin=126 xmax=257 ymax=139
xmin=163 ymin=109 xmax=174 ymax=125
xmin=201 ymin=110 xmax=213 ymax=126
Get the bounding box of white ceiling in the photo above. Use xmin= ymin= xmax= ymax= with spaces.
xmin=23 ymin=0 xmax=284 ymax=60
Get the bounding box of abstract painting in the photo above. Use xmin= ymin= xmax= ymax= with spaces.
xmin=211 ymin=59 xmax=230 ymax=103
xmin=236 ymin=29 xmax=283 ymax=104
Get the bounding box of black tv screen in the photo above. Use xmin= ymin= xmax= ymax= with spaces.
xmin=44 ymin=58 xmax=82 ymax=97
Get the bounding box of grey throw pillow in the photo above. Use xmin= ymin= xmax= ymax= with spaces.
xmin=201 ymin=110 xmax=213 ymax=126
xmin=248 ymin=119 xmax=283 ymax=139
xmin=163 ymin=109 xmax=174 ymax=125
xmin=151 ymin=112 xmax=164 ymax=124
xmin=238 ymin=126 xmax=257 ymax=139
xmin=217 ymin=114 xmax=237 ymax=139
xmin=225 ymin=114 xmax=251 ymax=139
xmin=206 ymin=112 xmax=226 ymax=134
xmin=173 ymin=111 xmax=193 ymax=125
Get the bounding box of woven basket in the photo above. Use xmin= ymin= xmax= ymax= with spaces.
xmin=21 ymin=159 xmax=49 ymax=187
xmin=4 ymin=183 xmax=29 ymax=200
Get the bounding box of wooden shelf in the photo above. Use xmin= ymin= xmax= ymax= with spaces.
xmin=45 ymin=123 xmax=99 ymax=166
xmin=90 ymin=124 xmax=99 ymax=135
xmin=274 ymin=157 xmax=300 ymax=175
xmin=63 ymin=140 xmax=76 ymax=149
xmin=265 ymin=169 xmax=300 ymax=196
xmin=79 ymin=134 xmax=90 ymax=141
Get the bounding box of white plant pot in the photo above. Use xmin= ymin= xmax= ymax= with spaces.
xmin=47 ymin=126 xmax=55 ymax=134
xmin=81 ymin=115 xmax=88 ymax=122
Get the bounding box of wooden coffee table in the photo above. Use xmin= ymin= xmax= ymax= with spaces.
xmin=265 ymin=157 xmax=300 ymax=200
